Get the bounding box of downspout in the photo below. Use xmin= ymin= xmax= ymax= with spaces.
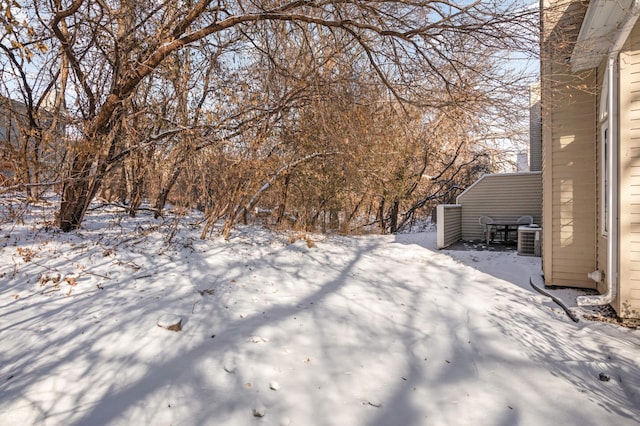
xmin=577 ymin=57 xmax=619 ymax=306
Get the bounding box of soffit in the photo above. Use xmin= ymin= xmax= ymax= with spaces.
xmin=570 ymin=0 xmax=640 ymax=71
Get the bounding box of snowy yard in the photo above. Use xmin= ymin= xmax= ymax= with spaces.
xmin=1 ymin=202 xmax=639 ymax=425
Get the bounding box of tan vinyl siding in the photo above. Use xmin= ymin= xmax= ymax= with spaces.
xmin=436 ymin=204 xmax=462 ymax=249
xmin=618 ymin=23 xmax=640 ymax=319
xmin=541 ymin=0 xmax=597 ymax=289
xmin=596 ymin=59 xmax=608 ymax=295
xmin=530 ymin=84 xmax=543 ymax=172
xmin=456 ymin=172 xmax=542 ymax=240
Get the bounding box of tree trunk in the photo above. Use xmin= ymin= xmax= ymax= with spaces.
xmin=329 ymin=209 xmax=339 ymax=231
xmin=389 ymin=200 xmax=399 ymax=234
xmin=57 ymin=154 xmax=96 ymax=231
xmin=377 ymin=198 xmax=386 ymax=233
xmin=57 ymin=124 xmax=120 ymax=231
xmin=153 ymin=164 xmax=184 ymax=218
xmin=276 ymin=174 xmax=291 ymax=225
xmin=127 ymin=153 xmax=146 ymax=217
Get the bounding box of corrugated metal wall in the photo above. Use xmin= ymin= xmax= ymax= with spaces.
xmin=456 ymin=173 xmax=542 ymax=241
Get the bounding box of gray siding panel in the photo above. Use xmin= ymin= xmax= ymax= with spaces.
xmin=437 ymin=204 xmax=462 ymax=248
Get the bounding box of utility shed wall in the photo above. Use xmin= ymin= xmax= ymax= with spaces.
xmin=456 ymin=172 xmax=542 ymax=241
xmin=618 ymin=22 xmax=640 ymax=319
xmin=541 ymin=0 xmax=597 ymax=289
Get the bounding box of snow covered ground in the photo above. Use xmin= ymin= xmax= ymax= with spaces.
xmin=1 ymin=200 xmax=639 ymax=425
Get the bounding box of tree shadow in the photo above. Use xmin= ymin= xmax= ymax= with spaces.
xmin=1 ymin=224 xmax=639 ymax=425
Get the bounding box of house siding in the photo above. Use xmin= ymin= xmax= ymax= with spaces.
xmin=530 ymin=84 xmax=543 ymax=172
xmin=436 ymin=204 xmax=462 ymax=249
xmin=456 ymin=172 xmax=542 ymax=241
xmin=541 ymin=0 xmax=597 ymax=288
xmin=595 ymin=58 xmax=608 ymax=297
xmin=618 ymin=22 xmax=640 ymax=319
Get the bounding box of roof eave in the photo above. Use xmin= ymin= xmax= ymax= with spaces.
xmin=570 ymin=0 xmax=640 ymax=72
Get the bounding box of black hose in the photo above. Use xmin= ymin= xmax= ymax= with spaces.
xmin=530 ymin=276 xmax=580 ymax=323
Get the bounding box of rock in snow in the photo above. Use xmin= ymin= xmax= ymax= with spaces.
xmin=157 ymin=314 xmax=183 ymax=331
xmin=367 ymin=399 xmax=382 ymax=408
xmin=252 ymin=402 xmax=266 ymax=417
xmin=269 ymin=381 xmax=280 ymax=391
xmin=222 ymin=353 xmax=237 ymax=373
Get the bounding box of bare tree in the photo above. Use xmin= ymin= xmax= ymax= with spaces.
xmin=1 ymin=0 xmax=536 ymax=232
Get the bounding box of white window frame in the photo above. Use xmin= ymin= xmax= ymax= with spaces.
xmin=600 ymin=62 xmax=610 ymax=237
xmin=601 ymin=122 xmax=609 ymax=237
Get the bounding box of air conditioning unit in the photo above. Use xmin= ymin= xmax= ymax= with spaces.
xmin=518 ymin=225 xmax=542 ymax=257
